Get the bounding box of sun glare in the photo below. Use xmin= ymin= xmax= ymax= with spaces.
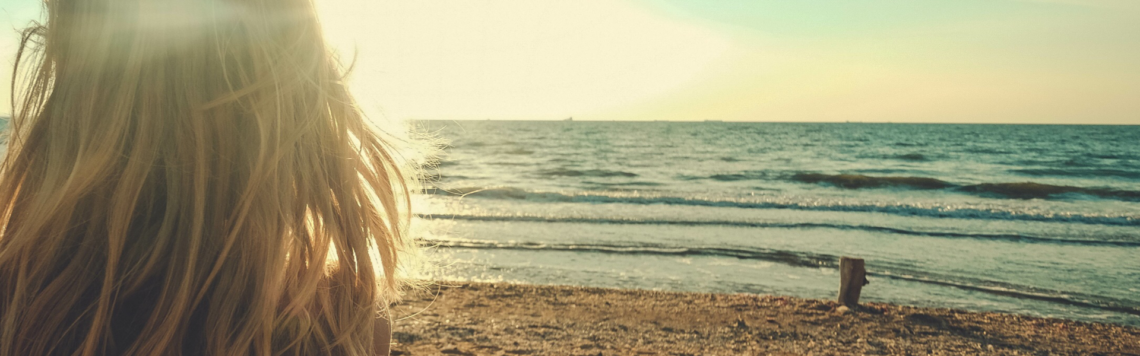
xmin=316 ymin=0 xmax=731 ymax=122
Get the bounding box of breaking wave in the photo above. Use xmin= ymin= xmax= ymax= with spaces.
xmin=418 ymin=214 xmax=1140 ymax=247
xmin=428 ymin=239 xmax=1140 ymax=317
xmin=424 ymin=187 xmax=1139 ymax=226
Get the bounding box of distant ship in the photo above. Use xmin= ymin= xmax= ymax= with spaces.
xmin=564 ymin=117 xmax=573 ymax=121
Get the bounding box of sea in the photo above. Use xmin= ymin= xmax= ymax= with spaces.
xmin=412 ymin=120 xmax=1139 ymax=327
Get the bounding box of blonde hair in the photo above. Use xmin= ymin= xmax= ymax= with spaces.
xmin=0 ymin=0 xmax=411 ymax=355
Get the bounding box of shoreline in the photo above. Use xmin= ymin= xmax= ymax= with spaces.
xmin=389 ymin=282 xmax=1140 ymax=355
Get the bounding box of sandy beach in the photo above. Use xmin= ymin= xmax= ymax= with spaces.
xmin=389 ymin=282 xmax=1139 ymax=355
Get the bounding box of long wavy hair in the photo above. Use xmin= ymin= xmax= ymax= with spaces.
xmin=0 ymin=0 xmax=411 ymax=354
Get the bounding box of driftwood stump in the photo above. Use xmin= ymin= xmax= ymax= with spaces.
xmin=838 ymin=257 xmax=868 ymax=307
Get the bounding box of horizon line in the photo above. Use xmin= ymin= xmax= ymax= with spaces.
xmin=411 ymin=119 xmax=1140 ymax=126
xmin=1 ymin=116 xmax=1133 ymax=126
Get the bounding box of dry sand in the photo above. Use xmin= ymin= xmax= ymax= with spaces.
xmin=388 ymin=282 xmax=1139 ymax=356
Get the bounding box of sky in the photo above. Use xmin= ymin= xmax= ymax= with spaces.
xmin=1 ymin=0 xmax=1138 ymax=124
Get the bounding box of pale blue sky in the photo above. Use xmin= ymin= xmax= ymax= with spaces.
xmin=1 ymin=0 xmax=1137 ymax=124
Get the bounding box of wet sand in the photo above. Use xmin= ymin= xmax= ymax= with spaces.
xmin=389 ymin=282 xmax=1139 ymax=355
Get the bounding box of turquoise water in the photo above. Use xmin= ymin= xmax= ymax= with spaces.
xmin=414 ymin=121 xmax=1140 ymax=326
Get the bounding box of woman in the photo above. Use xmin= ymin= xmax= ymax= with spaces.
xmin=0 ymin=0 xmax=411 ymax=354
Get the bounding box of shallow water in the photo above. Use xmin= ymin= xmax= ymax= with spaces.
xmin=414 ymin=121 xmax=1140 ymax=326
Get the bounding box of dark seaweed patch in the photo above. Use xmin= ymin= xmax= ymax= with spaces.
xmin=791 ymin=173 xmax=1140 ymax=201
xmin=894 ymin=153 xmax=928 ymax=161
xmin=959 ymin=182 xmax=1140 ymax=201
xmin=791 ymin=173 xmax=953 ymax=190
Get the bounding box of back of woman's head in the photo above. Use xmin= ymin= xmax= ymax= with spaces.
xmin=0 ymin=0 xmax=410 ymax=354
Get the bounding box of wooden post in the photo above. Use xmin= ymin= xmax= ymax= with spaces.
xmin=838 ymin=257 xmax=868 ymax=307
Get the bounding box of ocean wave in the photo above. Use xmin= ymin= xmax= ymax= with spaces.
xmin=709 ymin=172 xmax=773 ymax=182
xmin=418 ymin=214 xmax=1140 ymax=247
xmin=789 ymin=173 xmax=1140 ymax=201
xmin=1011 ymin=168 xmax=1140 ymax=180
xmin=424 ymin=187 xmax=1139 ymax=226
xmin=1011 ymin=155 xmax=1138 ymax=169
xmin=583 ymin=181 xmax=664 ymax=187
xmin=452 ymin=141 xmax=487 ymax=148
xmin=961 ymin=147 xmax=1011 ymax=155
xmin=423 ymin=171 xmax=471 ymax=182
xmin=1086 ymin=153 xmax=1130 ymax=160
xmin=852 ymin=169 xmax=913 ymax=175
xmin=428 ymin=239 xmax=838 ymax=267
xmin=450 ymin=140 xmax=518 ymax=149
xmin=1012 ymin=158 xmax=1098 ymax=168
xmin=538 ymin=168 xmax=638 ymax=178
xmin=427 ymin=239 xmax=1140 ymax=316
xmin=872 ymin=267 xmax=1140 ymax=317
